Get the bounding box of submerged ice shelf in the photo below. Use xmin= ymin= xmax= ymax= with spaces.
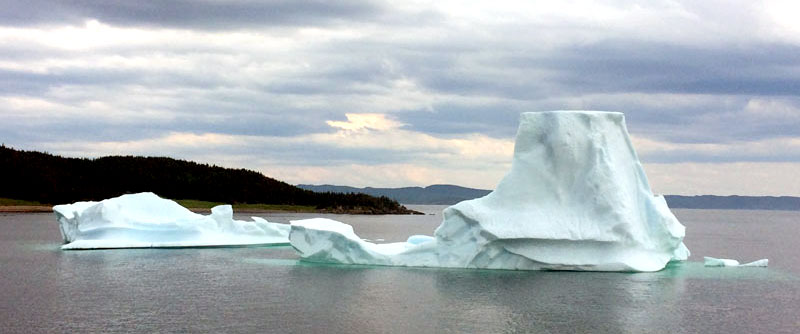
xmin=54 ymin=192 xmax=289 ymax=250
xmin=290 ymin=111 xmax=690 ymax=272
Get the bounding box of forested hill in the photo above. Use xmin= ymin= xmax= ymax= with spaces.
xmin=299 ymin=184 xmax=800 ymax=211
xmin=0 ymin=145 xmax=415 ymax=214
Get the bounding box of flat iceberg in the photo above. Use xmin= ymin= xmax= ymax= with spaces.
xmin=54 ymin=192 xmax=289 ymax=250
xmin=290 ymin=111 xmax=689 ymax=272
xmin=704 ymin=256 xmax=768 ymax=267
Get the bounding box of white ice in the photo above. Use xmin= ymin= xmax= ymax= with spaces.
xmin=704 ymin=256 xmax=768 ymax=267
xmin=54 ymin=192 xmax=289 ymax=250
xmin=289 ymin=218 xmax=439 ymax=266
xmin=290 ymin=111 xmax=689 ymax=272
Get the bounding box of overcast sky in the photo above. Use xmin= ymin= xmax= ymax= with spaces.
xmin=2 ymin=0 xmax=800 ymax=195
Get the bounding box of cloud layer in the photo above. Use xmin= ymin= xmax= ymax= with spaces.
xmin=2 ymin=1 xmax=799 ymax=195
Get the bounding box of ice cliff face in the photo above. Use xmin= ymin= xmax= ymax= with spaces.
xmin=54 ymin=192 xmax=289 ymax=249
xmin=290 ymin=111 xmax=689 ymax=272
xmin=434 ymin=111 xmax=688 ymax=271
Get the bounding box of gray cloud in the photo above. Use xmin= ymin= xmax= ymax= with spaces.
xmin=543 ymin=41 xmax=800 ymax=96
xmin=0 ymin=0 xmax=387 ymax=29
xmin=379 ymin=39 xmax=800 ymax=100
xmin=397 ymin=104 xmax=524 ymax=139
xmin=2 ymin=1 xmax=800 ymax=192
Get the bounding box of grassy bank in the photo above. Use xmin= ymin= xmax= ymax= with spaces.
xmin=1 ymin=197 xmax=336 ymax=214
xmin=0 ymin=197 xmax=47 ymax=206
xmin=0 ymin=198 xmax=52 ymax=212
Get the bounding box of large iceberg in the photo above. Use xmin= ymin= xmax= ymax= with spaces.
xmin=54 ymin=192 xmax=289 ymax=250
xmin=290 ymin=111 xmax=689 ymax=272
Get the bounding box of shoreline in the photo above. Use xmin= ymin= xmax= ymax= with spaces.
xmin=0 ymin=205 xmax=421 ymax=215
xmin=0 ymin=205 xmax=53 ymax=213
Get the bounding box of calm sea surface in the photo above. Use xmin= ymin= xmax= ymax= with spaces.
xmin=1 ymin=206 xmax=799 ymax=333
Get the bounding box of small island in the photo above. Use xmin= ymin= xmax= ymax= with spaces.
xmin=0 ymin=145 xmax=419 ymax=215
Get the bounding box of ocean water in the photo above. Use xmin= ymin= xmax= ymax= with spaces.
xmin=1 ymin=207 xmax=799 ymax=333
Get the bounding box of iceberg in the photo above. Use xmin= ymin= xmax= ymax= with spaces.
xmin=54 ymin=192 xmax=289 ymax=250
xmin=704 ymin=256 xmax=768 ymax=267
xmin=290 ymin=218 xmax=439 ymax=266
xmin=290 ymin=111 xmax=689 ymax=272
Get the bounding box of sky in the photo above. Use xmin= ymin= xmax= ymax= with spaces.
xmin=2 ymin=0 xmax=800 ymax=195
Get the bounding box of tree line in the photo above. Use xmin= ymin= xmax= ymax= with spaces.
xmin=0 ymin=145 xmax=415 ymax=214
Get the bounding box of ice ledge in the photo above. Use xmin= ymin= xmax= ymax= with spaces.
xmin=54 ymin=192 xmax=289 ymax=250
xmin=704 ymin=256 xmax=768 ymax=267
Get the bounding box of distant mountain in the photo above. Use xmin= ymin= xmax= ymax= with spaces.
xmin=663 ymin=195 xmax=800 ymax=211
xmin=297 ymin=184 xmax=491 ymax=205
xmin=298 ymin=184 xmax=800 ymax=211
